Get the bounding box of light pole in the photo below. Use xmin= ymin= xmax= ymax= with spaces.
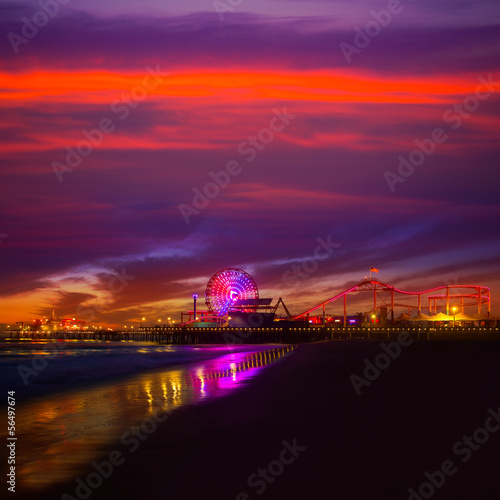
xmin=193 ymin=294 xmax=198 ymax=322
xmin=168 ymin=317 xmax=171 ymax=327
xmin=452 ymin=307 xmax=457 ymax=329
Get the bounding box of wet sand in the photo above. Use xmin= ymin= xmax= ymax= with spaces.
xmin=14 ymin=339 xmax=500 ymax=500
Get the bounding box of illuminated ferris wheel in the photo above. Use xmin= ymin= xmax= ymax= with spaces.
xmin=205 ymin=268 xmax=259 ymax=316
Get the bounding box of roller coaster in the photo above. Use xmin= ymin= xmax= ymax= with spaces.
xmin=294 ymin=278 xmax=491 ymax=322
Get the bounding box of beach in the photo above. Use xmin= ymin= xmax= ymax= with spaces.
xmin=6 ymin=339 xmax=500 ymax=500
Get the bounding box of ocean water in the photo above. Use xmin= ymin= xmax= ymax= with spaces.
xmin=0 ymin=340 xmax=294 ymax=493
xmin=0 ymin=340 xmax=287 ymax=400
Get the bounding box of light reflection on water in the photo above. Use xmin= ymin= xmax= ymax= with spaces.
xmin=7 ymin=346 xmax=294 ymax=491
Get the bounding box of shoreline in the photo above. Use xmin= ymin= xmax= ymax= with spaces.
xmin=12 ymin=338 xmax=500 ymax=499
xmin=2 ymin=342 xmax=290 ymax=405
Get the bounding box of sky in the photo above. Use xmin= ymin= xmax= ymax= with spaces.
xmin=0 ymin=0 xmax=499 ymax=326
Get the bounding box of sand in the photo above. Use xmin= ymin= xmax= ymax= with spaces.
xmin=19 ymin=339 xmax=500 ymax=500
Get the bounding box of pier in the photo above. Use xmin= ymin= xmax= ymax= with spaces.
xmin=5 ymin=325 xmax=500 ymax=344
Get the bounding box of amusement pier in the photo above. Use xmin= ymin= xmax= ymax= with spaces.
xmin=5 ymin=268 xmax=498 ymax=343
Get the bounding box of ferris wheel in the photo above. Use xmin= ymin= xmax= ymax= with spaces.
xmin=205 ymin=268 xmax=259 ymax=316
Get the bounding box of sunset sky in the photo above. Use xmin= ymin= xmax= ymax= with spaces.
xmin=1 ymin=0 xmax=499 ymax=326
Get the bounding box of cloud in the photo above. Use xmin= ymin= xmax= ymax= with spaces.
xmin=1 ymin=9 xmax=499 ymax=74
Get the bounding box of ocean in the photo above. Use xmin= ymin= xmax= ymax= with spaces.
xmin=0 ymin=339 xmax=294 ymax=493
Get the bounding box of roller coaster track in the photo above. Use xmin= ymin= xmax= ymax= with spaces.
xmin=294 ymin=279 xmax=490 ymax=319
